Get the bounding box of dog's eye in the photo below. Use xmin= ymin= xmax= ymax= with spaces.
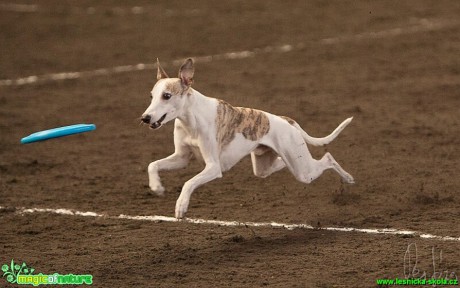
xmin=150 ymin=95 xmax=152 ymax=99
xmin=162 ymin=93 xmax=172 ymax=100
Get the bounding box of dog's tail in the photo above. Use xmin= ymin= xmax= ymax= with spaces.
xmin=298 ymin=117 xmax=353 ymax=146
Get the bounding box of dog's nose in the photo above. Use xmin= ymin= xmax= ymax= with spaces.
xmin=141 ymin=115 xmax=151 ymax=124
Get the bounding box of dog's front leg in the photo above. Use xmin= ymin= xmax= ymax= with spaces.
xmin=148 ymin=152 xmax=190 ymax=196
xmin=175 ymin=163 xmax=222 ymax=219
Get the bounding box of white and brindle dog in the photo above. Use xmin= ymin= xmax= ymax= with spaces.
xmin=141 ymin=58 xmax=354 ymax=219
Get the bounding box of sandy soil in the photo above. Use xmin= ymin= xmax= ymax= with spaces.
xmin=1 ymin=1 xmax=459 ymax=287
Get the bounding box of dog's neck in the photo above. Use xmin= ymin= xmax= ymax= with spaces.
xmin=176 ymin=88 xmax=217 ymax=135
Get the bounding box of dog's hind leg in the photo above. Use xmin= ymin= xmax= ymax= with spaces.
xmin=321 ymin=152 xmax=354 ymax=184
xmin=293 ymin=152 xmax=354 ymax=184
xmin=251 ymin=146 xmax=285 ymax=178
xmin=275 ymin=131 xmax=354 ymax=184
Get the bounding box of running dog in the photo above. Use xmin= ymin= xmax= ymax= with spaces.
xmin=141 ymin=58 xmax=354 ymax=219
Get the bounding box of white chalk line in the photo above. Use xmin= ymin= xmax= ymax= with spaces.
xmin=0 ymin=18 xmax=457 ymax=88
xmin=0 ymin=3 xmax=38 ymax=13
xmin=1 ymin=206 xmax=459 ymax=242
xmin=0 ymin=3 xmax=201 ymax=16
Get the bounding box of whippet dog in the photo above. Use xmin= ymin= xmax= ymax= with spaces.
xmin=141 ymin=58 xmax=354 ymax=219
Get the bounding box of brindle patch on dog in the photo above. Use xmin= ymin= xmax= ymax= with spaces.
xmin=281 ymin=116 xmax=296 ymax=125
xmin=216 ymin=100 xmax=270 ymax=149
xmin=164 ymin=79 xmax=185 ymax=96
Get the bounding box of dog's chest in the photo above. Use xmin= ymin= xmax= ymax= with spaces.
xmin=182 ymin=132 xmax=205 ymax=163
xmin=190 ymin=145 xmax=204 ymax=163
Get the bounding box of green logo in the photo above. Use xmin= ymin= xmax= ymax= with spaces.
xmin=2 ymin=259 xmax=35 ymax=284
xmin=2 ymin=259 xmax=92 ymax=286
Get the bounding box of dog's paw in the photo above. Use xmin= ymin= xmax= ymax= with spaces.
xmin=342 ymin=173 xmax=355 ymax=184
xmin=149 ymin=183 xmax=165 ymax=196
xmin=175 ymin=196 xmax=190 ymax=219
xmin=175 ymin=205 xmax=187 ymax=219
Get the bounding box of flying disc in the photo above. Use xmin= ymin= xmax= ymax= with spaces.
xmin=20 ymin=124 xmax=96 ymax=144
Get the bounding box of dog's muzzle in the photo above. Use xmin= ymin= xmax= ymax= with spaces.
xmin=149 ymin=113 xmax=167 ymax=129
xmin=141 ymin=115 xmax=151 ymax=124
xmin=141 ymin=113 xmax=167 ymax=129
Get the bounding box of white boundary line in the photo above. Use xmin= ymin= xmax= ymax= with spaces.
xmin=1 ymin=206 xmax=459 ymax=242
xmin=0 ymin=3 xmax=38 ymax=13
xmin=0 ymin=18 xmax=457 ymax=87
xmin=0 ymin=3 xmax=201 ymax=16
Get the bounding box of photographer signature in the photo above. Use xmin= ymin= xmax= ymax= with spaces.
xmin=404 ymin=242 xmax=457 ymax=284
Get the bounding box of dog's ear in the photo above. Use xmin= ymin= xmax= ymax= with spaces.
xmin=156 ymin=58 xmax=169 ymax=80
xmin=179 ymin=58 xmax=194 ymax=87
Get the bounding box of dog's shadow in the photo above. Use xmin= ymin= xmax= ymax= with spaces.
xmin=149 ymin=228 xmax=338 ymax=269
xmin=216 ymin=228 xmax=336 ymax=257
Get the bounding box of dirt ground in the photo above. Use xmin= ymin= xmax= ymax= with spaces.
xmin=1 ymin=1 xmax=459 ymax=287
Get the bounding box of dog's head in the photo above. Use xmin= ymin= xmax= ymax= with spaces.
xmin=141 ymin=58 xmax=194 ymax=129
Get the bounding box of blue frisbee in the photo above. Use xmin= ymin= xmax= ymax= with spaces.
xmin=20 ymin=124 xmax=96 ymax=144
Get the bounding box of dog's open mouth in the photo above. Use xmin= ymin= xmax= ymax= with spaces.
xmin=150 ymin=113 xmax=167 ymax=129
